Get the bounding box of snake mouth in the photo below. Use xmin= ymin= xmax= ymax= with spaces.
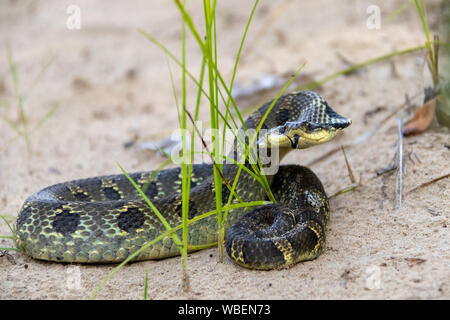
xmin=265 ymin=129 xmax=338 ymax=148
xmin=259 ymin=117 xmax=351 ymax=149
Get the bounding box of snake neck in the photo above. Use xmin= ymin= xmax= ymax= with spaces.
xmin=258 ymin=146 xmax=291 ymax=184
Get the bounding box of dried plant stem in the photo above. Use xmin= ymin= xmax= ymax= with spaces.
xmin=395 ymin=118 xmax=404 ymax=209
xmin=406 ymin=173 xmax=450 ymax=195
xmin=341 ymin=145 xmax=356 ymax=183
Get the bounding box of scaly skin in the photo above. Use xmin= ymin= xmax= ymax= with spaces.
xmin=15 ymin=91 xmax=351 ymax=268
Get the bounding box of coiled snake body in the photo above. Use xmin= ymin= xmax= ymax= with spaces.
xmin=15 ymin=91 xmax=351 ymax=269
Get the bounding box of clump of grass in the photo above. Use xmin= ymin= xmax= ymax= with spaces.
xmin=91 ymin=0 xmax=299 ymax=299
xmin=156 ymin=0 xmax=306 ymax=262
xmin=414 ymin=0 xmax=438 ymax=85
xmin=0 ymin=46 xmax=58 ymax=261
xmin=0 ymin=215 xmax=23 ymax=253
xmin=1 ymin=46 xmax=57 ymax=153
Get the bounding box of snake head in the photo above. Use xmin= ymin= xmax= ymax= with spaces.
xmin=259 ymin=91 xmax=351 ymax=149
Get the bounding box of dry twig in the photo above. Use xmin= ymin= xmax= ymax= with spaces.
xmin=405 ymin=173 xmax=450 ymax=196
xmin=341 ymin=145 xmax=356 ymax=183
xmin=395 ymin=118 xmax=404 ymax=209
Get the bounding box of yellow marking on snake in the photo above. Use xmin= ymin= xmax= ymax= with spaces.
xmin=230 ymin=240 xmax=245 ymax=265
xmin=307 ymin=221 xmax=324 ymax=256
xmin=273 ymin=239 xmax=295 ymax=265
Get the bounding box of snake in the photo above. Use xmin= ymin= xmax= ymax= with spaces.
xmin=14 ymin=91 xmax=351 ymax=270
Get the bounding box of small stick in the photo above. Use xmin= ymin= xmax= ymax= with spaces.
xmin=377 ymin=163 xmax=396 ymax=176
xmin=405 ymin=173 xmax=450 ymax=195
xmin=341 ymin=145 xmax=356 ymax=183
xmin=395 ymin=118 xmax=404 ymax=209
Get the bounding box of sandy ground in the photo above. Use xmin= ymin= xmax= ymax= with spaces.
xmin=0 ymin=0 xmax=449 ymax=300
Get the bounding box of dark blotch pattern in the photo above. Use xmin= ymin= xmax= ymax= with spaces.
xmin=117 ymin=207 xmax=145 ymax=233
xmin=52 ymin=209 xmax=81 ymax=235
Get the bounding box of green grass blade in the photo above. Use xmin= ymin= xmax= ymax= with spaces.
xmin=0 ymin=115 xmax=24 ymax=137
xmin=187 ymin=242 xmax=217 ymax=250
xmin=0 ymin=214 xmax=18 ymax=221
xmin=386 ymin=0 xmax=413 ymax=23
xmin=141 ymin=158 xmax=173 ymax=194
xmin=188 ymin=200 xmax=271 ymax=225
xmin=221 ymin=0 xmax=259 ymax=155
xmin=173 ymin=0 xmax=249 ymax=135
xmin=138 ymin=28 xmax=211 ymax=101
xmin=23 ymin=56 xmax=56 ymax=102
xmin=6 ymin=46 xmax=21 ymax=111
xmin=221 ymin=155 xmax=265 ymax=187
xmin=0 ymin=247 xmax=20 ymax=251
xmin=32 ymin=105 xmax=58 ymax=132
xmin=143 ymin=269 xmax=149 ymax=300
xmin=414 ymin=0 xmax=432 ymax=42
xmin=180 ymin=0 xmax=190 ymax=276
xmin=300 ymin=45 xmax=426 ymax=91
xmin=203 ymin=0 xmax=224 ymax=261
xmin=89 ymin=226 xmax=179 ymax=300
xmin=165 ymin=54 xmax=181 ymax=124
xmin=328 ymin=185 xmax=358 ymax=199
xmin=117 ymin=163 xmax=182 ymax=248
xmin=238 ymin=62 xmax=306 ymax=204
xmin=174 ymin=0 xmax=205 ymax=54
xmin=6 ymin=46 xmax=28 ymax=136
xmin=0 ymin=215 xmax=15 ymax=235
xmin=138 ymin=28 xmax=244 ymax=134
